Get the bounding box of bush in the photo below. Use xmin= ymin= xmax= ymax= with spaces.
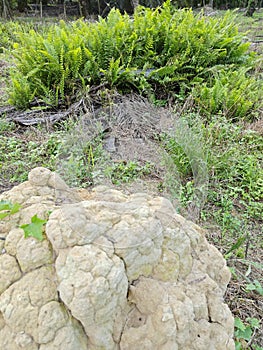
xmin=192 ymin=66 xmax=262 ymax=120
xmin=9 ymin=1 xmax=257 ymax=117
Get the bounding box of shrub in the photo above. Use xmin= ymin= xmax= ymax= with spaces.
xmin=9 ymin=1 xmax=256 ymax=116
xmin=192 ymin=67 xmax=262 ymax=120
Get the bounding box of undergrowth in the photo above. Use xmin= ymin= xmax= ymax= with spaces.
xmin=0 ymin=122 xmax=62 ymax=184
xmin=163 ymin=113 xmax=262 ymax=238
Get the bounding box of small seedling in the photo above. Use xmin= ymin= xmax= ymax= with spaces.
xmin=246 ymin=280 xmax=263 ymax=296
xmin=20 ymin=214 xmax=47 ymax=241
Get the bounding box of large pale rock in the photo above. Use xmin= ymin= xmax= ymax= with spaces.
xmin=0 ymin=167 xmax=235 ymax=349
xmin=0 ymin=254 xmax=22 ymax=293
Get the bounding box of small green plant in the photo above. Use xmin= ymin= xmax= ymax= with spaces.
xmin=56 ymin=132 xmax=105 ymax=188
xmin=234 ymin=317 xmax=262 ymax=350
xmin=105 ymin=161 xmax=152 ymax=185
xmin=0 ymin=200 xmax=47 ymax=241
xmin=224 ymin=235 xmax=247 ymax=259
xmin=161 ymin=135 xmax=192 ymax=178
xmin=20 ymin=214 xmax=47 ymax=241
xmin=0 ymin=200 xmax=21 ymax=219
xmin=246 ymin=280 xmax=263 ymax=296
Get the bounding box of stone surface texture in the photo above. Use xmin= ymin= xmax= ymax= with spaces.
xmin=0 ymin=167 xmax=235 ymax=349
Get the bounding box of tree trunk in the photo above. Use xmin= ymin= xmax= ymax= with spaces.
xmin=17 ymin=0 xmax=28 ymax=12
xmin=1 ymin=0 xmax=12 ymax=18
xmin=78 ymin=0 xmax=91 ymax=17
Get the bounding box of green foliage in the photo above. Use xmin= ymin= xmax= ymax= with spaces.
xmin=162 ymin=113 xmax=262 ymax=254
xmin=8 ymin=1 xmax=258 ymax=120
xmin=192 ymin=67 xmax=262 ymax=120
xmin=199 ymin=116 xmax=263 ymax=226
xmin=246 ymin=280 xmax=263 ymax=296
xmin=224 ymin=235 xmax=247 ymax=259
xmin=235 ymin=317 xmax=262 ymax=350
xmin=0 ymin=129 xmax=62 ymax=183
xmin=235 ymin=317 xmax=253 ymax=342
xmin=161 ymin=136 xmax=193 ymax=178
xmin=20 ymin=214 xmax=47 ymax=241
xmin=105 ymin=161 xmax=153 ymax=185
xmin=0 ymin=200 xmax=21 ymax=219
xmin=10 ymin=74 xmax=37 ymax=109
xmin=161 ymin=114 xmax=210 ymax=208
xmin=60 ymin=140 xmax=103 ymax=187
xmin=0 ymin=21 xmax=22 ymax=51
xmin=0 ymin=20 xmax=50 ymax=52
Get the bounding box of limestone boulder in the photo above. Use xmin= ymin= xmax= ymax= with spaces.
xmin=0 ymin=167 xmax=235 ymax=349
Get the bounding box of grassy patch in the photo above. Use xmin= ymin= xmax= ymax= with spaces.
xmin=105 ymin=161 xmax=153 ymax=185
xmin=0 ymin=125 xmax=61 ymax=184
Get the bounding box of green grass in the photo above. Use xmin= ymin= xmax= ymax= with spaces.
xmin=0 ymin=123 xmax=61 ymax=184
xmin=161 ymin=112 xmax=262 ymax=228
xmin=105 ymin=161 xmax=153 ymax=185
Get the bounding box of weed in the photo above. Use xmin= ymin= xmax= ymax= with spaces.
xmin=246 ymin=280 xmax=263 ymax=296
xmin=105 ymin=161 xmax=153 ymax=185
xmin=55 ymin=132 xmax=105 ymax=188
xmin=20 ymin=214 xmax=47 ymax=241
xmin=0 ymin=200 xmax=47 ymax=241
xmin=0 ymin=119 xmax=16 ymax=132
xmin=235 ymin=317 xmax=262 ymax=350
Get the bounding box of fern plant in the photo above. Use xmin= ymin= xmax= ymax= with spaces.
xmin=192 ymin=67 xmax=262 ymax=119
xmin=8 ymin=0 xmax=260 ymax=120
